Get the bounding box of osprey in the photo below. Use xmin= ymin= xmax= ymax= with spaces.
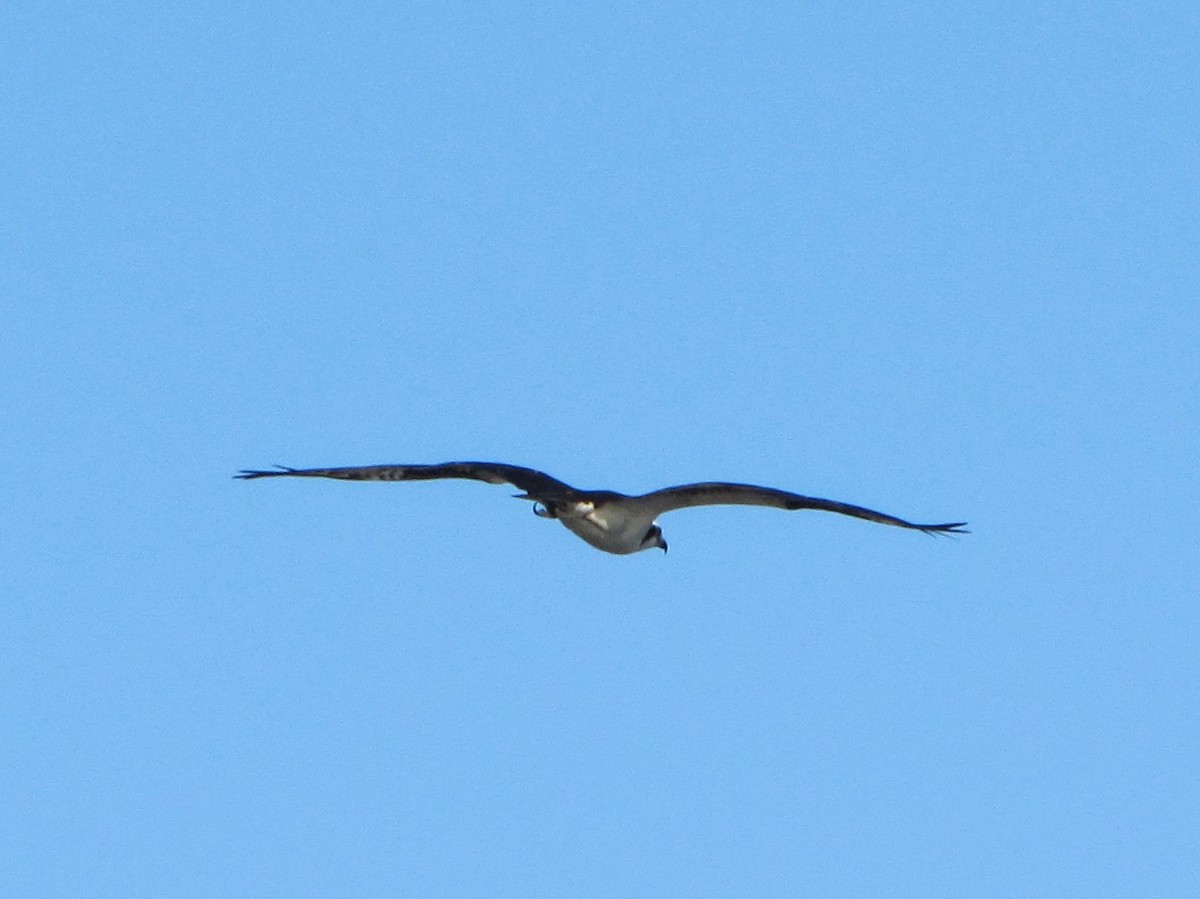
xmin=236 ymin=461 xmax=967 ymax=555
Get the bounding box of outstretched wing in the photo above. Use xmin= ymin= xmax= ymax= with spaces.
xmin=635 ymin=482 xmax=968 ymax=535
xmin=235 ymin=461 xmax=576 ymax=498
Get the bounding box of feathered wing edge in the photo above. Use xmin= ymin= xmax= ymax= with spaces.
xmin=234 ymin=461 xmax=576 ymax=498
xmin=636 ymin=482 xmax=968 ymax=535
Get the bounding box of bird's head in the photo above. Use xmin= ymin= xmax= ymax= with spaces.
xmin=641 ymin=524 xmax=668 ymax=553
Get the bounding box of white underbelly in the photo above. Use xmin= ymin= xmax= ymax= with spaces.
xmin=558 ymin=509 xmax=645 ymax=555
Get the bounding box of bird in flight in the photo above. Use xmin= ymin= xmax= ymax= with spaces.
xmin=236 ymin=460 xmax=966 ymax=555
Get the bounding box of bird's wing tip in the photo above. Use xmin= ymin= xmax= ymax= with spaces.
xmin=234 ymin=464 xmax=295 ymax=480
xmin=926 ymin=522 xmax=969 ymax=536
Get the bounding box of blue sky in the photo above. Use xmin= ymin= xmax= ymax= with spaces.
xmin=4 ymin=2 xmax=1198 ymax=896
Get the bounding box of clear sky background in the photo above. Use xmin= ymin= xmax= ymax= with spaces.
xmin=4 ymin=3 xmax=1198 ymax=896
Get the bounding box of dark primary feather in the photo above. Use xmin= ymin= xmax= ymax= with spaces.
xmin=638 ymin=482 xmax=968 ymax=535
